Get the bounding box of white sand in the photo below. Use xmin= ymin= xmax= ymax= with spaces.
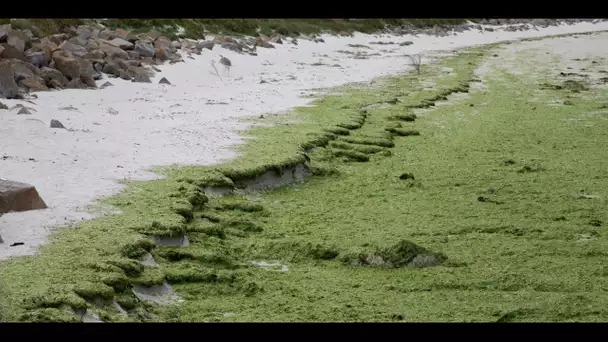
xmin=1 ymin=21 xmax=608 ymax=259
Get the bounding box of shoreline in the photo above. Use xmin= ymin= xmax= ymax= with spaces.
xmin=0 ymin=27 xmax=607 ymax=322
xmin=1 ymin=21 xmax=608 ymax=261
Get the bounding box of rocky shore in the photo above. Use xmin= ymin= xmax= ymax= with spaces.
xmin=0 ymin=19 xmax=603 ymax=101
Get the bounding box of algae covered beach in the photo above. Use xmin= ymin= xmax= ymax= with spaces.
xmin=1 ymin=20 xmax=608 ymax=322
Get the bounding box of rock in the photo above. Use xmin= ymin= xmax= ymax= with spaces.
xmin=221 ymin=41 xmax=246 ymax=53
xmin=158 ymin=77 xmax=171 ymax=85
xmin=114 ymin=28 xmax=137 ymax=42
xmin=0 ymin=101 xmax=7 ymax=109
xmin=313 ymin=38 xmax=325 ymax=43
xmin=0 ymin=44 xmax=4 ymax=56
xmin=68 ymin=35 xmax=87 ymax=47
xmin=10 ymin=60 xmax=39 ymax=80
xmin=52 ymin=50 xmax=80 ymax=80
xmin=126 ymin=50 xmax=140 ymax=60
xmin=0 ymin=61 xmax=20 ymax=99
xmin=50 ymin=119 xmax=65 ymax=128
xmin=6 ymin=30 xmax=29 ymax=53
xmin=99 ymin=40 xmax=129 ymax=59
xmin=108 ymin=37 xmax=134 ymax=50
xmin=19 ymin=78 xmax=49 ymax=92
xmin=531 ymin=19 xmax=548 ymax=27
xmin=100 ymin=81 xmax=113 ymax=89
xmin=24 ymin=46 xmax=51 ymax=67
xmin=76 ymin=26 xmax=93 ymax=40
xmin=134 ymin=42 xmax=155 ymax=58
xmin=140 ymin=57 xmax=157 ymax=66
xmin=38 ymin=37 xmax=58 ymax=50
xmin=117 ymin=59 xmax=140 ymax=70
xmin=269 ymin=34 xmax=283 ymax=44
xmin=102 ymin=59 xmax=123 ymax=77
xmin=1 ymin=43 xmax=25 ymax=60
xmin=485 ymin=27 xmax=495 ymax=32
xmin=0 ymin=179 xmax=47 ymax=214
xmin=93 ymin=62 xmax=103 ymax=72
xmin=154 ymin=36 xmax=173 ymax=50
xmin=40 ymin=67 xmax=69 ymax=86
xmin=16 ymin=106 xmax=31 ymax=114
xmin=505 ymin=26 xmax=518 ymax=32
xmin=58 ymin=40 xmax=88 ymax=58
xmin=128 ymin=66 xmax=151 ymax=83
xmin=145 ymin=30 xmax=162 ymax=41
xmin=48 ymin=79 xmax=64 ymax=89
xmin=119 ymin=70 xmax=131 ymax=80
xmin=65 ymin=78 xmax=87 ymax=89
xmin=0 ymin=25 xmax=9 ymax=42
xmin=63 ymin=26 xmax=78 ymax=38
xmin=84 ymin=39 xmax=100 ymax=51
xmin=83 ymin=49 xmax=105 ymax=63
xmin=77 ymin=58 xmax=97 ymax=88
xmin=212 ymin=36 xmax=238 ymax=45
xmin=196 ymin=41 xmax=214 ymax=51
xmin=155 ymin=47 xmax=172 ymax=61
xmin=400 ymin=41 xmax=414 ymax=46
xmin=48 ymin=33 xmax=69 ymax=46
xmin=291 ymin=38 xmax=298 ymax=45
xmin=98 ymin=30 xmax=115 ymax=41
xmin=172 ymin=41 xmax=181 ymax=49
xmin=254 ymin=37 xmax=275 ymax=49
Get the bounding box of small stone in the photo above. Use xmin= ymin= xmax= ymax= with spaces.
xmin=50 ymin=119 xmax=65 ymax=129
xmin=100 ymin=81 xmax=114 ymax=89
xmin=158 ymin=77 xmax=171 ymax=85
xmin=17 ymin=107 xmax=31 ymax=115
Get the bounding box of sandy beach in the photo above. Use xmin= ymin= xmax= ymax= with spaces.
xmin=2 ymin=20 xmax=608 ymax=260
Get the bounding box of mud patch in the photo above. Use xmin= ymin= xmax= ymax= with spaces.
xmin=140 ymin=252 xmax=159 ymax=267
xmin=239 ymin=163 xmax=312 ymax=192
xmin=72 ymin=308 xmax=104 ymax=323
xmin=153 ymin=234 xmax=190 ymax=248
xmin=251 ymin=261 xmax=289 ymax=272
xmin=131 ymin=282 xmax=182 ymax=305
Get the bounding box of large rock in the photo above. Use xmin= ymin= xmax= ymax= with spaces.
xmin=24 ymin=46 xmax=51 ymax=67
xmin=6 ymin=30 xmax=30 ymax=53
xmin=115 ymin=28 xmax=138 ymax=43
xmin=1 ymin=43 xmax=25 ymax=60
xmin=0 ymin=179 xmax=47 ymax=214
xmin=48 ymin=33 xmax=69 ymax=46
xmin=40 ymin=67 xmax=69 ymax=87
xmin=196 ymin=41 xmax=214 ymax=51
xmin=154 ymin=36 xmax=174 ymax=51
xmin=58 ymin=40 xmax=88 ymax=58
xmin=77 ymin=58 xmax=97 ymax=88
xmin=0 ymin=60 xmax=20 ymax=99
xmin=10 ymin=60 xmax=38 ymax=82
xmin=134 ymin=42 xmax=155 ymax=58
xmin=19 ymin=78 xmax=49 ymax=92
xmin=101 ymin=59 xmax=124 ymax=77
xmin=145 ymin=30 xmax=162 ymax=41
xmin=52 ymin=50 xmax=80 ymax=80
xmin=127 ymin=66 xmax=152 ymax=83
xmin=0 ymin=25 xmax=9 ymax=42
xmin=155 ymin=47 xmax=171 ymax=61
xmin=99 ymin=40 xmax=129 ymax=59
xmin=37 ymin=37 xmax=58 ymax=50
xmin=108 ymin=37 xmax=133 ymax=50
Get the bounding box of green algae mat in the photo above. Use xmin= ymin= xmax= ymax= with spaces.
xmin=1 ymin=33 xmax=608 ymax=322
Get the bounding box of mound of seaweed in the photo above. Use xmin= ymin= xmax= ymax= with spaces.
xmin=341 ymin=239 xmax=447 ymax=268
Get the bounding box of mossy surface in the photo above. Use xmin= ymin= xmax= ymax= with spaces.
xmin=2 ymin=34 xmax=608 ymax=322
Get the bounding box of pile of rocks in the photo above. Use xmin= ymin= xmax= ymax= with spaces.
xmin=0 ymin=23 xmax=292 ymax=99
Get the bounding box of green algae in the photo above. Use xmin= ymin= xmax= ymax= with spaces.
xmin=3 ymin=33 xmax=608 ymax=322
